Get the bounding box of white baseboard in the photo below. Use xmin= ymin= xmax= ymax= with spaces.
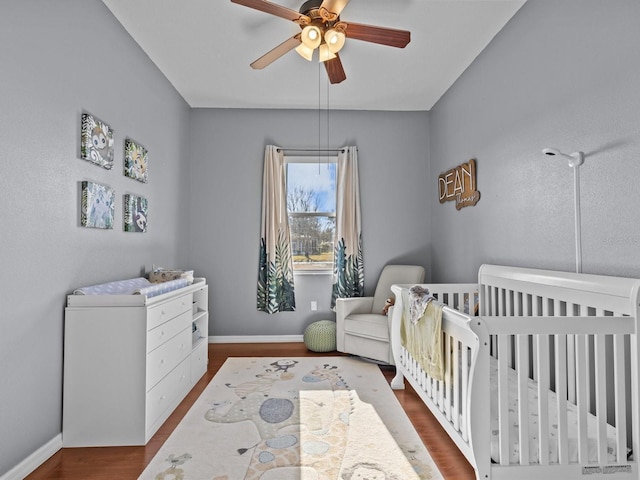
xmin=209 ymin=335 xmax=304 ymax=343
xmin=1 ymin=434 xmax=61 ymax=480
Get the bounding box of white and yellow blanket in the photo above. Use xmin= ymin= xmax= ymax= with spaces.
xmin=401 ymin=287 xmax=444 ymax=382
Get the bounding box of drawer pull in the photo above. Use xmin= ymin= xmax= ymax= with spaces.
xmin=160 ymin=359 xmax=165 ymax=365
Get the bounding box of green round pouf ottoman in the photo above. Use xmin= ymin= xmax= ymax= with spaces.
xmin=304 ymin=320 xmax=337 ymax=352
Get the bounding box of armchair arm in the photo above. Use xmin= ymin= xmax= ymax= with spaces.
xmin=335 ymin=296 xmax=375 ymax=352
xmin=336 ymin=296 xmax=375 ymax=319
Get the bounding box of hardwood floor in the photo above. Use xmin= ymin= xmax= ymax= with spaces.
xmin=27 ymin=343 xmax=475 ymax=480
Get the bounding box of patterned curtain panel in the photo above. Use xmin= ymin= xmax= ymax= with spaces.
xmin=257 ymin=145 xmax=296 ymax=313
xmin=331 ymin=146 xmax=364 ymax=308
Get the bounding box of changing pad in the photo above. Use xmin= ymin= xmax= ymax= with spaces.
xmin=73 ymin=277 xmax=188 ymax=298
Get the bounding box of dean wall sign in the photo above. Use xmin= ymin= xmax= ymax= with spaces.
xmin=438 ymin=158 xmax=481 ymax=210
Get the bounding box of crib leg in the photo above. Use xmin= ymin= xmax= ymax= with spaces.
xmin=391 ymin=368 xmax=405 ymax=390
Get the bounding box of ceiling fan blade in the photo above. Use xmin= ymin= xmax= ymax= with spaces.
xmin=324 ymin=54 xmax=346 ymax=84
xmin=250 ymin=34 xmax=301 ymax=69
xmin=319 ymin=0 xmax=350 ymax=20
xmin=343 ymin=21 xmax=410 ymax=48
xmin=231 ymin=0 xmax=310 ymax=24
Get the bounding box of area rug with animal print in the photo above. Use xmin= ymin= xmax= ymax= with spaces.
xmin=139 ymin=356 xmax=443 ymax=480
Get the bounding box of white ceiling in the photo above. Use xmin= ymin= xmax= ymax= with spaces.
xmin=101 ymin=0 xmax=526 ymax=111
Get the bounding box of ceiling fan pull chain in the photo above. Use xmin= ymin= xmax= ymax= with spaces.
xmin=318 ymin=61 xmax=321 ymax=173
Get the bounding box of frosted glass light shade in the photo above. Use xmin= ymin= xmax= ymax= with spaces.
xmin=319 ymin=44 xmax=337 ymax=62
xmin=295 ymin=43 xmax=314 ymax=61
xmin=324 ymin=28 xmax=346 ymax=53
xmin=300 ymin=25 xmax=322 ymax=49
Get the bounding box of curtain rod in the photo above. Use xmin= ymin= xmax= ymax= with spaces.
xmin=277 ymin=147 xmax=348 ymax=154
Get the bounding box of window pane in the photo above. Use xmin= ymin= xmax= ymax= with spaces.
xmin=286 ymin=161 xmax=337 ymax=271
xmin=287 ymin=163 xmax=336 ymax=213
xmin=289 ymin=215 xmax=335 ymax=271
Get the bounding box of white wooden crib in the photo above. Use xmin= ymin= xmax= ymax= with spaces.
xmin=390 ymin=264 xmax=639 ymax=480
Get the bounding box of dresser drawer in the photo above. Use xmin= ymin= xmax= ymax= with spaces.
xmin=148 ymin=293 xmax=192 ymax=330
xmin=145 ymin=357 xmax=190 ymax=429
xmin=146 ymin=327 xmax=191 ymax=390
xmin=147 ymin=310 xmax=191 ymax=353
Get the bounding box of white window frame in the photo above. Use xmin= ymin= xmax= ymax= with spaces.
xmin=285 ymin=155 xmax=338 ymax=275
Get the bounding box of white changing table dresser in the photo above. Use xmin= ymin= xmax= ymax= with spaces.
xmin=62 ymin=278 xmax=208 ymax=447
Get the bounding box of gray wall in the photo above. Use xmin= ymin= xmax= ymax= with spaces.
xmin=188 ymin=109 xmax=430 ymax=336
xmin=0 ymin=1 xmax=191 ymax=475
xmin=429 ymin=0 xmax=640 ymax=282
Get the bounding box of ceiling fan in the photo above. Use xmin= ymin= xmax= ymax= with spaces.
xmin=231 ymin=0 xmax=411 ymax=84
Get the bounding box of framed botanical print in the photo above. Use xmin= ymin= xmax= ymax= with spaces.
xmin=80 ymin=113 xmax=114 ymax=170
xmin=124 ymin=194 xmax=148 ymax=232
xmin=81 ymin=181 xmax=115 ymax=229
xmin=124 ymin=138 xmax=148 ymax=183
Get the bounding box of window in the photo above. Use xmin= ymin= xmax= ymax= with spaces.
xmin=286 ymin=158 xmax=337 ymax=272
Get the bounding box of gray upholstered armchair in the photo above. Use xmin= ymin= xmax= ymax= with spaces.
xmin=335 ymin=264 xmax=425 ymax=364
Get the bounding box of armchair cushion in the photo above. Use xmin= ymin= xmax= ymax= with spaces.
xmin=342 ymin=313 xmax=390 ymax=340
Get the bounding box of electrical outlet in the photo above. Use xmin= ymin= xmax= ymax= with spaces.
xmin=310 ymin=301 xmax=318 ymax=311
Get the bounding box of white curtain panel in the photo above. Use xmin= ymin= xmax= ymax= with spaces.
xmin=257 ymin=145 xmax=296 ymax=313
xmin=331 ymin=146 xmax=364 ymax=307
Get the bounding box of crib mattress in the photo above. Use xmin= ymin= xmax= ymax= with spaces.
xmin=489 ymin=358 xmax=623 ymax=465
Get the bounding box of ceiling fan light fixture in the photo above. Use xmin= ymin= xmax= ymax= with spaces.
xmin=324 ymin=28 xmax=345 ymax=53
xmin=233 ymin=0 xmax=411 ymax=84
xmin=295 ymin=43 xmax=315 ymax=61
xmin=300 ymin=25 xmax=322 ymax=49
xmin=318 ymin=43 xmax=336 ymax=62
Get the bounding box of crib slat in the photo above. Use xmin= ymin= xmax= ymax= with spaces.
xmin=516 ymin=334 xmax=530 ymax=465
xmin=506 ymin=291 xmax=513 ymax=368
xmin=536 ymin=334 xmax=550 ymax=465
xmin=555 ymin=332 xmax=570 ymax=465
xmin=424 ymin=358 xmax=432 ymax=397
xmin=574 ymin=333 xmax=589 ymax=464
xmin=594 ymin=333 xmax=608 ymax=463
xmin=492 ymin=285 xmax=498 ymax=315
xmin=452 ymin=338 xmax=460 ymax=431
xmin=567 ymin=332 xmax=576 ymax=404
xmin=481 ymin=284 xmax=489 ymax=315
xmin=497 ymin=335 xmax=510 ymax=465
xmin=445 ymin=333 xmax=452 ymax=422
xmin=613 ymin=333 xmax=627 ymax=462
xmin=461 ymin=343 xmax=469 ymax=442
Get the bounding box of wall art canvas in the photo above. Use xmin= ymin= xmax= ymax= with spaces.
xmin=81 ymin=181 xmax=115 ymax=229
xmin=124 ymin=194 xmax=148 ymax=233
xmin=80 ymin=113 xmax=114 ymax=169
xmin=124 ymin=138 xmax=148 ymax=183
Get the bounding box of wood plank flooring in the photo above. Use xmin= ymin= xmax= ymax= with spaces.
xmin=27 ymin=343 xmax=475 ymax=480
